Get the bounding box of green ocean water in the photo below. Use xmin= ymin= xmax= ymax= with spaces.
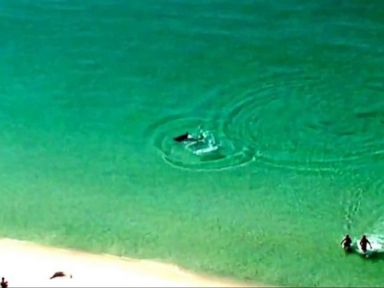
xmin=1 ymin=0 xmax=384 ymax=286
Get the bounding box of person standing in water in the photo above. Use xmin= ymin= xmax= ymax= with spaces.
xmin=359 ymin=235 xmax=372 ymax=254
xmin=340 ymin=234 xmax=352 ymax=252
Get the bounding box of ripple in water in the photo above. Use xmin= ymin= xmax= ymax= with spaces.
xmin=148 ymin=76 xmax=384 ymax=172
xmin=220 ymin=76 xmax=384 ymax=172
xmin=148 ymin=115 xmax=254 ymax=171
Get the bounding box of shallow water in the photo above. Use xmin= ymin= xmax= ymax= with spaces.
xmin=1 ymin=0 xmax=384 ymax=286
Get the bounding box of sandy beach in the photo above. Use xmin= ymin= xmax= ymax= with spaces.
xmin=0 ymin=238 xmax=264 ymax=287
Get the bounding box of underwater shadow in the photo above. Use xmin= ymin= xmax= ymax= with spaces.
xmin=362 ymin=250 xmax=384 ymax=262
xmin=345 ymin=249 xmax=384 ymax=262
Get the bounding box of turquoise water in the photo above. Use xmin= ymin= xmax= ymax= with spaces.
xmin=1 ymin=0 xmax=384 ymax=286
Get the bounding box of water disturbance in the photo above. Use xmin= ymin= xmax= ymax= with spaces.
xmin=1 ymin=0 xmax=384 ymax=286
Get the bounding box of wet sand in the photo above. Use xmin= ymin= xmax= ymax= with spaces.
xmin=0 ymin=238 xmax=266 ymax=287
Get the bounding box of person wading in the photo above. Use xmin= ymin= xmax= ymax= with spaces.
xmin=340 ymin=234 xmax=352 ymax=252
xmin=359 ymin=235 xmax=372 ymax=254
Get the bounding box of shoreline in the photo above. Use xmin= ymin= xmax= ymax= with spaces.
xmin=0 ymin=238 xmax=267 ymax=287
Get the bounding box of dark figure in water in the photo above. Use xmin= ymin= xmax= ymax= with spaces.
xmin=340 ymin=234 xmax=352 ymax=252
xmin=1 ymin=277 xmax=8 ymax=288
xmin=360 ymin=235 xmax=372 ymax=253
xmin=173 ymin=132 xmax=192 ymax=142
xmin=173 ymin=132 xmax=203 ymax=143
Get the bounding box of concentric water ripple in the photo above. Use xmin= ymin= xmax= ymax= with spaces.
xmin=220 ymin=77 xmax=384 ymax=172
xmin=148 ymin=115 xmax=254 ymax=171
